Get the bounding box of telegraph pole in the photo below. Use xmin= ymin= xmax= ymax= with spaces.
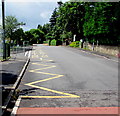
xmin=2 ymin=0 xmax=6 ymax=60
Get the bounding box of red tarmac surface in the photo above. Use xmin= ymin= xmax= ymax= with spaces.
xmin=16 ymin=107 xmax=120 ymax=116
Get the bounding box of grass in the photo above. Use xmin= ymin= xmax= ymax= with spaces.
xmin=0 ymin=56 xmax=11 ymax=62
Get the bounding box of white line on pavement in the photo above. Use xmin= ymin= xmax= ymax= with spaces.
xmin=28 ymin=51 xmax=31 ymax=58
xmin=11 ymin=97 xmax=21 ymax=116
xmin=25 ymin=51 xmax=28 ymax=57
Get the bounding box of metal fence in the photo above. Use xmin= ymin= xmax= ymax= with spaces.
xmin=0 ymin=44 xmax=32 ymax=60
xmin=0 ymin=43 xmax=10 ymax=59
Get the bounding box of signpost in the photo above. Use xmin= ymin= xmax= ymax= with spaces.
xmin=2 ymin=0 xmax=6 ymax=60
xmin=73 ymin=35 xmax=76 ymax=42
xmin=0 ymin=29 xmax=3 ymax=58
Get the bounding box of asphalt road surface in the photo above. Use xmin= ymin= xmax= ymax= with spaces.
xmin=18 ymin=44 xmax=118 ymax=108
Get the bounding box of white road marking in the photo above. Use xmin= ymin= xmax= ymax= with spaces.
xmin=28 ymin=51 xmax=31 ymax=58
xmin=25 ymin=51 xmax=28 ymax=56
xmin=11 ymin=97 xmax=21 ymax=116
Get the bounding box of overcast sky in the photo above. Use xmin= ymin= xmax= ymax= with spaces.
xmin=0 ymin=0 xmax=68 ymax=31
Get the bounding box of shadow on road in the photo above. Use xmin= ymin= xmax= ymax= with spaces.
xmin=1 ymin=73 xmax=17 ymax=85
xmin=20 ymin=88 xmax=39 ymax=96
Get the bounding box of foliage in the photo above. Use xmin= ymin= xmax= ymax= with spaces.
xmin=43 ymin=2 xmax=120 ymax=46
xmin=57 ymin=2 xmax=85 ymax=41
xmin=83 ymin=2 xmax=120 ymax=45
xmin=50 ymin=39 xmax=57 ymax=46
xmin=60 ymin=32 xmax=72 ymax=40
xmin=42 ymin=23 xmax=51 ymax=35
xmin=45 ymin=33 xmax=53 ymax=40
xmin=28 ymin=29 xmax=44 ymax=44
xmin=75 ymin=41 xmax=80 ymax=47
xmin=69 ymin=41 xmax=80 ymax=47
xmin=3 ymin=2 xmax=120 ymax=46
xmin=43 ymin=41 xmax=48 ymax=44
xmin=24 ymin=31 xmax=33 ymax=44
xmin=5 ymin=16 xmax=25 ymax=41
xmin=12 ymin=28 xmax=25 ymax=45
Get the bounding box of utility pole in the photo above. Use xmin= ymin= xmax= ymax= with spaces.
xmin=2 ymin=0 xmax=6 ymax=60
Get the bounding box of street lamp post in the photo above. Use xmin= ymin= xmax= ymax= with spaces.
xmin=2 ymin=0 xmax=6 ymax=60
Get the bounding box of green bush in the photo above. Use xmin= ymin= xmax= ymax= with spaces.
xmin=69 ymin=41 xmax=80 ymax=47
xmin=75 ymin=41 xmax=80 ymax=47
xmin=48 ymin=40 xmax=51 ymax=45
xmin=69 ymin=42 xmax=76 ymax=47
xmin=43 ymin=41 xmax=48 ymax=44
xmin=50 ymin=39 xmax=57 ymax=46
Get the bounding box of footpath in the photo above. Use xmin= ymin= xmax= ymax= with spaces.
xmin=0 ymin=46 xmax=32 ymax=116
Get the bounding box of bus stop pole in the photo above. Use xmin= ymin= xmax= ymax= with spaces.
xmin=2 ymin=0 xmax=6 ymax=60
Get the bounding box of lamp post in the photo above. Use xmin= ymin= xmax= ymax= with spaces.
xmin=2 ymin=0 xmax=6 ymax=60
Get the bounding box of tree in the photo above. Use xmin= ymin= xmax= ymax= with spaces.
xmin=12 ymin=28 xmax=25 ymax=45
xmin=44 ymin=1 xmax=120 ymax=46
xmin=109 ymin=2 xmax=120 ymax=45
xmin=24 ymin=31 xmax=34 ymax=45
xmin=55 ymin=2 xmax=85 ymax=41
xmin=5 ymin=16 xmax=25 ymax=43
xmin=83 ymin=2 xmax=120 ymax=45
xmin=37 ymin=24 xmax=43 ymax=31
xmin=29 ymin=29 xmax=44 ymax=44
xmin=42 ymin=23 xmax=51 ymax=35
xmin=49 ymin=8 xmax=58 ymax=28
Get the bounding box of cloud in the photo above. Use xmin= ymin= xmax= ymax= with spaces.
xmin=5 ymin=2 xmax=58 ymax=31
xmin=40 ymin=11 xmax=51 ymax=19
xmin=3 ymin=1 xmax=68 ymax=31
xmin=21 ymin=25 xmax=31 ymax=31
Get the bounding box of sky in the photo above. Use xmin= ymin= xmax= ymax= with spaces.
xmin=0 ymin=0 xmax=68 ymax=31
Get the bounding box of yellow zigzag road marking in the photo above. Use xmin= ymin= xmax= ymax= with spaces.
xmin=30 ymin=63 xmax=56 ymax=72
xmin=21 ymin=62 xmax=80 ymax=98
xmin=25 ymin=75 xmax=63 ymax=85
xmin=24 ymin=83 xmax=79 ymax=98
xmin=40 ymin=59 xmax=54 ymax=62
xmin=21 ymin=96 xmax=77 ymax=98
xmin=29 ymin=66 xmax=56 ymax=72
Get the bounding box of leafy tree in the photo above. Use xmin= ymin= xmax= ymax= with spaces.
xmin=24 ymin=31 xmax=33 ymax=45
xmin=37 ymin=24 xmax=43 ymax=30
xmin=12 ymin=28 xmax=25 ymax=45
xmin=42 ymin=23 xmax=51 ymax=36
xmin=49 ymin=8 xmax=60 ymax=40
xmin=49 ymin=8 xmax=58 ymax=28
xmin=29 ymin=29 xmax=44 ymax=44
xmin=5 ymin=16 xmax=25 ymax=43
xmin=109 ymin=2 xmax=120 ymax=45
xmin=83 ymin=2 xmax=119 ymax=45
xmin=54 ymin=2 xmax=85 ymax=41
xmin=43 ymin=1 xmax=120 ymax=46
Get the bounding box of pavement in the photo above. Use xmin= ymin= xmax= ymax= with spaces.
xmin=1 ymin=47 xmax=32 ymax=87
xmin=66 ymin=46 xmax=119 ymax=62
xmin=0 ymin=46 xmax=32 ymax=116
xmin=0 ymin=44 xmax=119 ymax=116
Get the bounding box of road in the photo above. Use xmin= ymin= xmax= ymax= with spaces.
xmin=18 ymin=44 xmax=118 ymax=108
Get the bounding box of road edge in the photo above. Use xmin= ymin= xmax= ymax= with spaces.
xmin=9 ymin=50 xmax=31 ymax=116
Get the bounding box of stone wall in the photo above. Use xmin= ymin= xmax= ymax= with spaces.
xmin=86 ymin=43 xmax=119 ymax=57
